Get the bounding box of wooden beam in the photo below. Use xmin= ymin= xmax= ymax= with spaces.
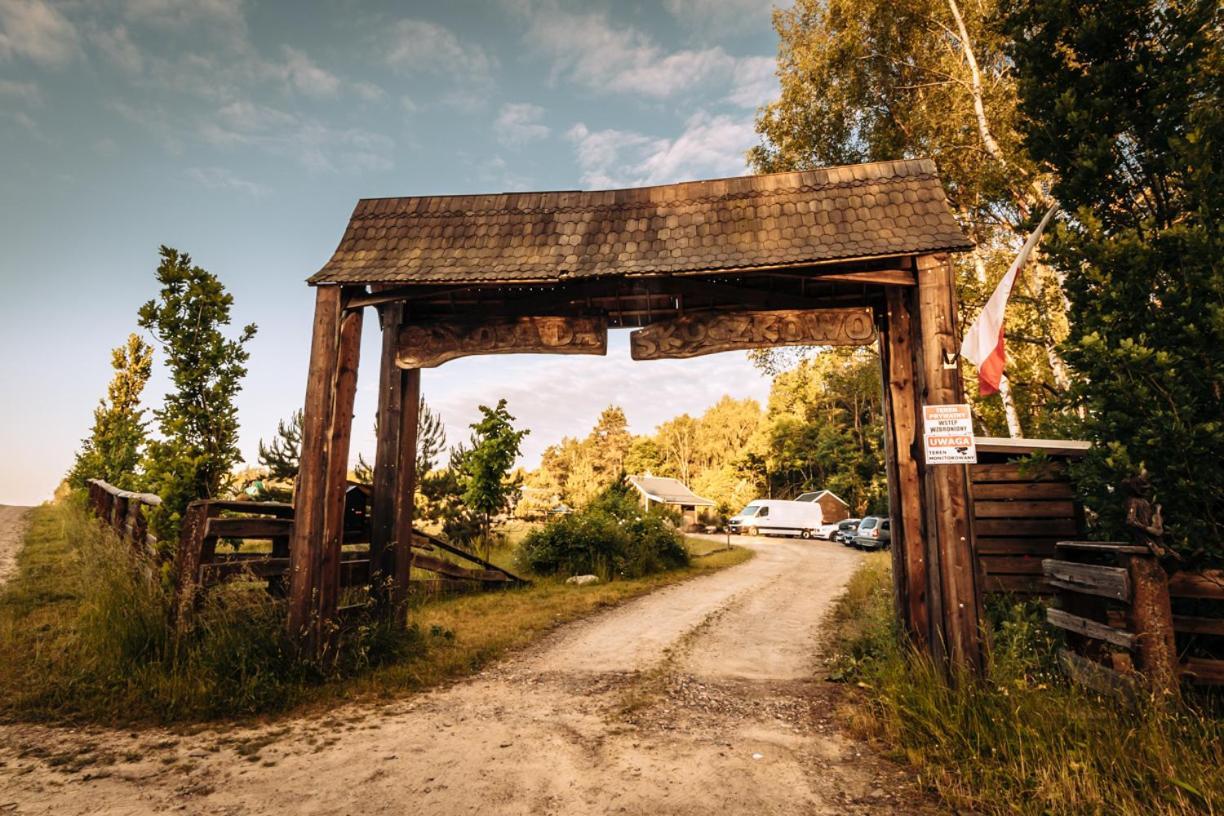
xmin=391 ymin=367 xmax=421 ymax=613
xmin=882 ymin=287 xmax=929 ymax=648
xmin=915 ymin=253 xmax=984 ymax=675
xmin=1181 ymin=657 xmax=1224 ymax=685
xmin=1042 ymin=559 xmax=1131 ymax=601
xmin=204 ymin=517 xmax=294 ymax=539
xmin=396 ymin=315 xmax=608 ymax=368
xmin=630 ymin=308 xmax=876 ymax=360
xmin=319 ymin=306 xmax=363 ymax=636
xmin=286 ymin=285 xmax=362 ymax=653
xmin=1124 ymin=553 xmax=1178 ymax=697
xmin=1046 ymin=607 xmax=1136 ymax=649
xmin=811 ymin=268 xmax=916 ymax=287
xmin=370 ymin=301 xmax=404 ymax=595
xmin=1167 ymin=569 xmax=1224 ymax=600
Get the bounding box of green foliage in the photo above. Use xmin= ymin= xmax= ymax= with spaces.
xmin=0 ymin=499 xmax=415 ymax=723
xmin=516 ymin=481 xmax=690 ymax=580
xmin=756 ymin=348 xmax=888 ymax=515
xmin=257 ymin=409 xmax=302 ymax=481
xmin=137 ymin=246 xmax=257 ymax=542
xmin=827 ymin=556 xmax=1224 ymax=815
xmin=521 ymin=405 xmax=634 ymax=513
xmin=66 ymin=334 xmax=153 ymax=490
xmin=1007 ymin=0 xmax=1224 ymax=564
xmin=752 ymin=0 xmax=1071 ymax=435
xmin=441 ymin=400 xmax=528 ymax=554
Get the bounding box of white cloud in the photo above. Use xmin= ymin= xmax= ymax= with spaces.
xmin=91 ymin=24 xmax=144 ymax=74
xmin=495 ymin=102 xmax=550 ymax=147
xmin=280 ymin=46 xmax=340 ymax=97
xmin=186 ymin=165 xmax=267 ymax=196
xmin=122 ymin=0 xmax=246 ymax=41
xmin=727 ymin=55 xmax=779 ymax=108
xmin=0 ymin=78 xmax=40 ymax=104
xmin=353 ymin=81 xmax=385 ymax=102
xmin=0 ymin=0 xmax=81 ymax=68
xmin=521 ymin=6 xmax=734 ymax=99
xmin=663 ymin=0 xmax=782 ymax=35
xmin=567 ymin=111 xmax=756 ymax=188
xmin=427 ymin=338 xmax=772 ymax=471
xmin=384 ymin=18 xmax=495 ymax=107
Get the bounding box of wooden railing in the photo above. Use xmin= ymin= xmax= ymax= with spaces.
xmin=1044 ymin=543 xmax=1224 ymax=693
xmin=85 ymin=478 xmax=161 ymax=554
xmin=173 ymin=498 xmax=527 ymax=620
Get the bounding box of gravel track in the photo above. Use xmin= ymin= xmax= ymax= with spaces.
xmin=0 ymin=533 xmax=933 ymax=815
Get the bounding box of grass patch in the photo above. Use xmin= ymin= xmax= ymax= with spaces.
xmin=0 ymin=499 xmax=750 ymax=726
xmin=826 ymin=553 xmax=1223 ymax=815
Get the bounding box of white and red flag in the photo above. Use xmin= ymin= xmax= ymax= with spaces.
xmin=960 ymin=205 xmax=1057 ymax=396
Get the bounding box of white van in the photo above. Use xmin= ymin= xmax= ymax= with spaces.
xmin=728 ymin=499 xmax=835 ymax=539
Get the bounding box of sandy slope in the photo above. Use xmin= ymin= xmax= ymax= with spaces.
xmin=0 ymin=505 xmax=31 ymax=588
xmin=0 ymin=534 xmax=932 ymax=815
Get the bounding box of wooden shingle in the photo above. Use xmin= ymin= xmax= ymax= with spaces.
xmin=310 ymin=159 xmax=972 ymax=285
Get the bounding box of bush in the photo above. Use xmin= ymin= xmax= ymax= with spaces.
xmin=515 ymin=482 xmax=689 ymax=580
xmin=0 ymin=497 xmax=417 ymax=723
xmin=827 ymin=554 xmax=1224 ymax=815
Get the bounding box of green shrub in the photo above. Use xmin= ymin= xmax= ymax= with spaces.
xmin=515 ymin=482 xmax=689 ymax=580
xmin=0 ymin=497 xmax=418 ymax=723
xmin=827 ymin=554 xmax=1224 ymax=815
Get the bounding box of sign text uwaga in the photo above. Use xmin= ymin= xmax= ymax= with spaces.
xmin=922 ymin=404 xmax=977 ymax=465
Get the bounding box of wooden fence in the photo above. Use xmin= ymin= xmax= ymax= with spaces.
xmin=173 ymin=498 xmax=527 ymax=619
xmin=85 ymin=478 xmax=161 ymax=554
xmin=972 ymin=460 xmax=1081 ymax=595
xmin=1044 ymin=543 xmax=1224 ymax=693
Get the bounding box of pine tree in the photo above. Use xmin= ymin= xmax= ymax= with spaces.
xmin=67 ymin=334 xmax=153 ymax=490
xmin=138 ymin=246 xmax=257 ymax=541
xmin=257 ymin=410 xmax=302 ymax=480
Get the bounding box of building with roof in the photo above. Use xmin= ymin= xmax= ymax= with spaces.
xmin=794 ymin=489 xmax=851 ymax=523
xmin=627 ymin=474 xmax=715 ymax=530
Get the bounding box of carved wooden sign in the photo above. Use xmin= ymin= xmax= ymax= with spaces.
xmin=397 ymin=316 xmax=608 ymax=368
xmin=630 ymin=308 xmax=876 ymax=361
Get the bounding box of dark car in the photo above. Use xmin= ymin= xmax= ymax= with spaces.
xmin=853 ymin=516 xmax=891 ymax=550
xmin=835 ymin=518 xmax=861 ymax=546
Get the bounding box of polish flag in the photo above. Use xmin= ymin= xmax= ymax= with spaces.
xmin=961 ymin=205 xmax=1057 ymax=395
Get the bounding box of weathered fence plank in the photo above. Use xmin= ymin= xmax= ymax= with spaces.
xmin=1042 ymin=559 xmax=1131 ymax=601
xmin=1046 ymin=607 xmax=1137 ymax=649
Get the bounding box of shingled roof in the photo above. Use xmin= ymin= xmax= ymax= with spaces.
xmin=311 ymin=158 xmax=971 ymax=286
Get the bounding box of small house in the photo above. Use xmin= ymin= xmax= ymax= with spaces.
xmin=627 ymin=474 xmax=715 ymax=530
xmin=793 ymin=489 xmax=851 ymax=523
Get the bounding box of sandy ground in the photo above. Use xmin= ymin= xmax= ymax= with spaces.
xmin=0 ymin=533 xmax=933 ymax=815
xmin=0 ymin=505 xmax=31 ymax=588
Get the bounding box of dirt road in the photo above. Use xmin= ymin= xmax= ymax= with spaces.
xmin=0 ymin=534 xmax=929 ymax=815
xmin=0 ymin=505 xmax=31 ymax=588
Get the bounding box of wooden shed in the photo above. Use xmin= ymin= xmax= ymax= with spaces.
xmin=794 ymin=490 xmax=851 ymax=523
xmin=627 ymin=474 xmax=715 ymax=530
xmin=969 ymin=437 xmax=1090 ymax=594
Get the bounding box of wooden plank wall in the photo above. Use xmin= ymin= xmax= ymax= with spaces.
xmin=970 ymin=461 xmax=1081 ymax=595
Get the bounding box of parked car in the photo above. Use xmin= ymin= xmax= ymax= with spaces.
xmin=728 ymin=499 xmax=832 ymax=539
xmin=853 ymin=516 xmax=891 ymax=550
xmin=835 ymin=518 xmax=861 ymax=546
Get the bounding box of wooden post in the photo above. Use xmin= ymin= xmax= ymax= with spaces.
xmin=881 ymin=286 xmax=930 ymax=649
xmin=391 ymin=368 xmax=421 ymax=614
xmin=1125 ymin=554 xmax=1179 ymax=698
xmin=174 ymin=500 xmax=215 ymax=626
xmin=915 ymin=254 xmax=984 ymax=675
xmin=370 ymin=302 xmax=405 ymax=599
xmin=287 ymin=285 xmax=362 ymax=653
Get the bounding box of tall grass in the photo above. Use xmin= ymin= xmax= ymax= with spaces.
xmin=827 ymin=554 xmax=1223 ymax=815
xmin=0 ymin=500 xmax=752 ymax=725
xmin=0 ymin=498 xmax=415 ymax=723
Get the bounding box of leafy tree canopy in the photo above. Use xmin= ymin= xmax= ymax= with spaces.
xmin=67 ymin=334 xmax=153 ymax=491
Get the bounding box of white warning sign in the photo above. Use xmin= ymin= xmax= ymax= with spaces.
xmin=922 ymin=404 xmax=977 ymax=465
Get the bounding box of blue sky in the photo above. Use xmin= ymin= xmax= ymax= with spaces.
xmin=0 ymin=0 xmax=785 ymax=505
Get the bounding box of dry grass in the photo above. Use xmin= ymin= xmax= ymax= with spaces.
xmin=0 ymin=499 xmax=751 ymax=725
xmin=826 ymin=553 xmax=1224 ymax=815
